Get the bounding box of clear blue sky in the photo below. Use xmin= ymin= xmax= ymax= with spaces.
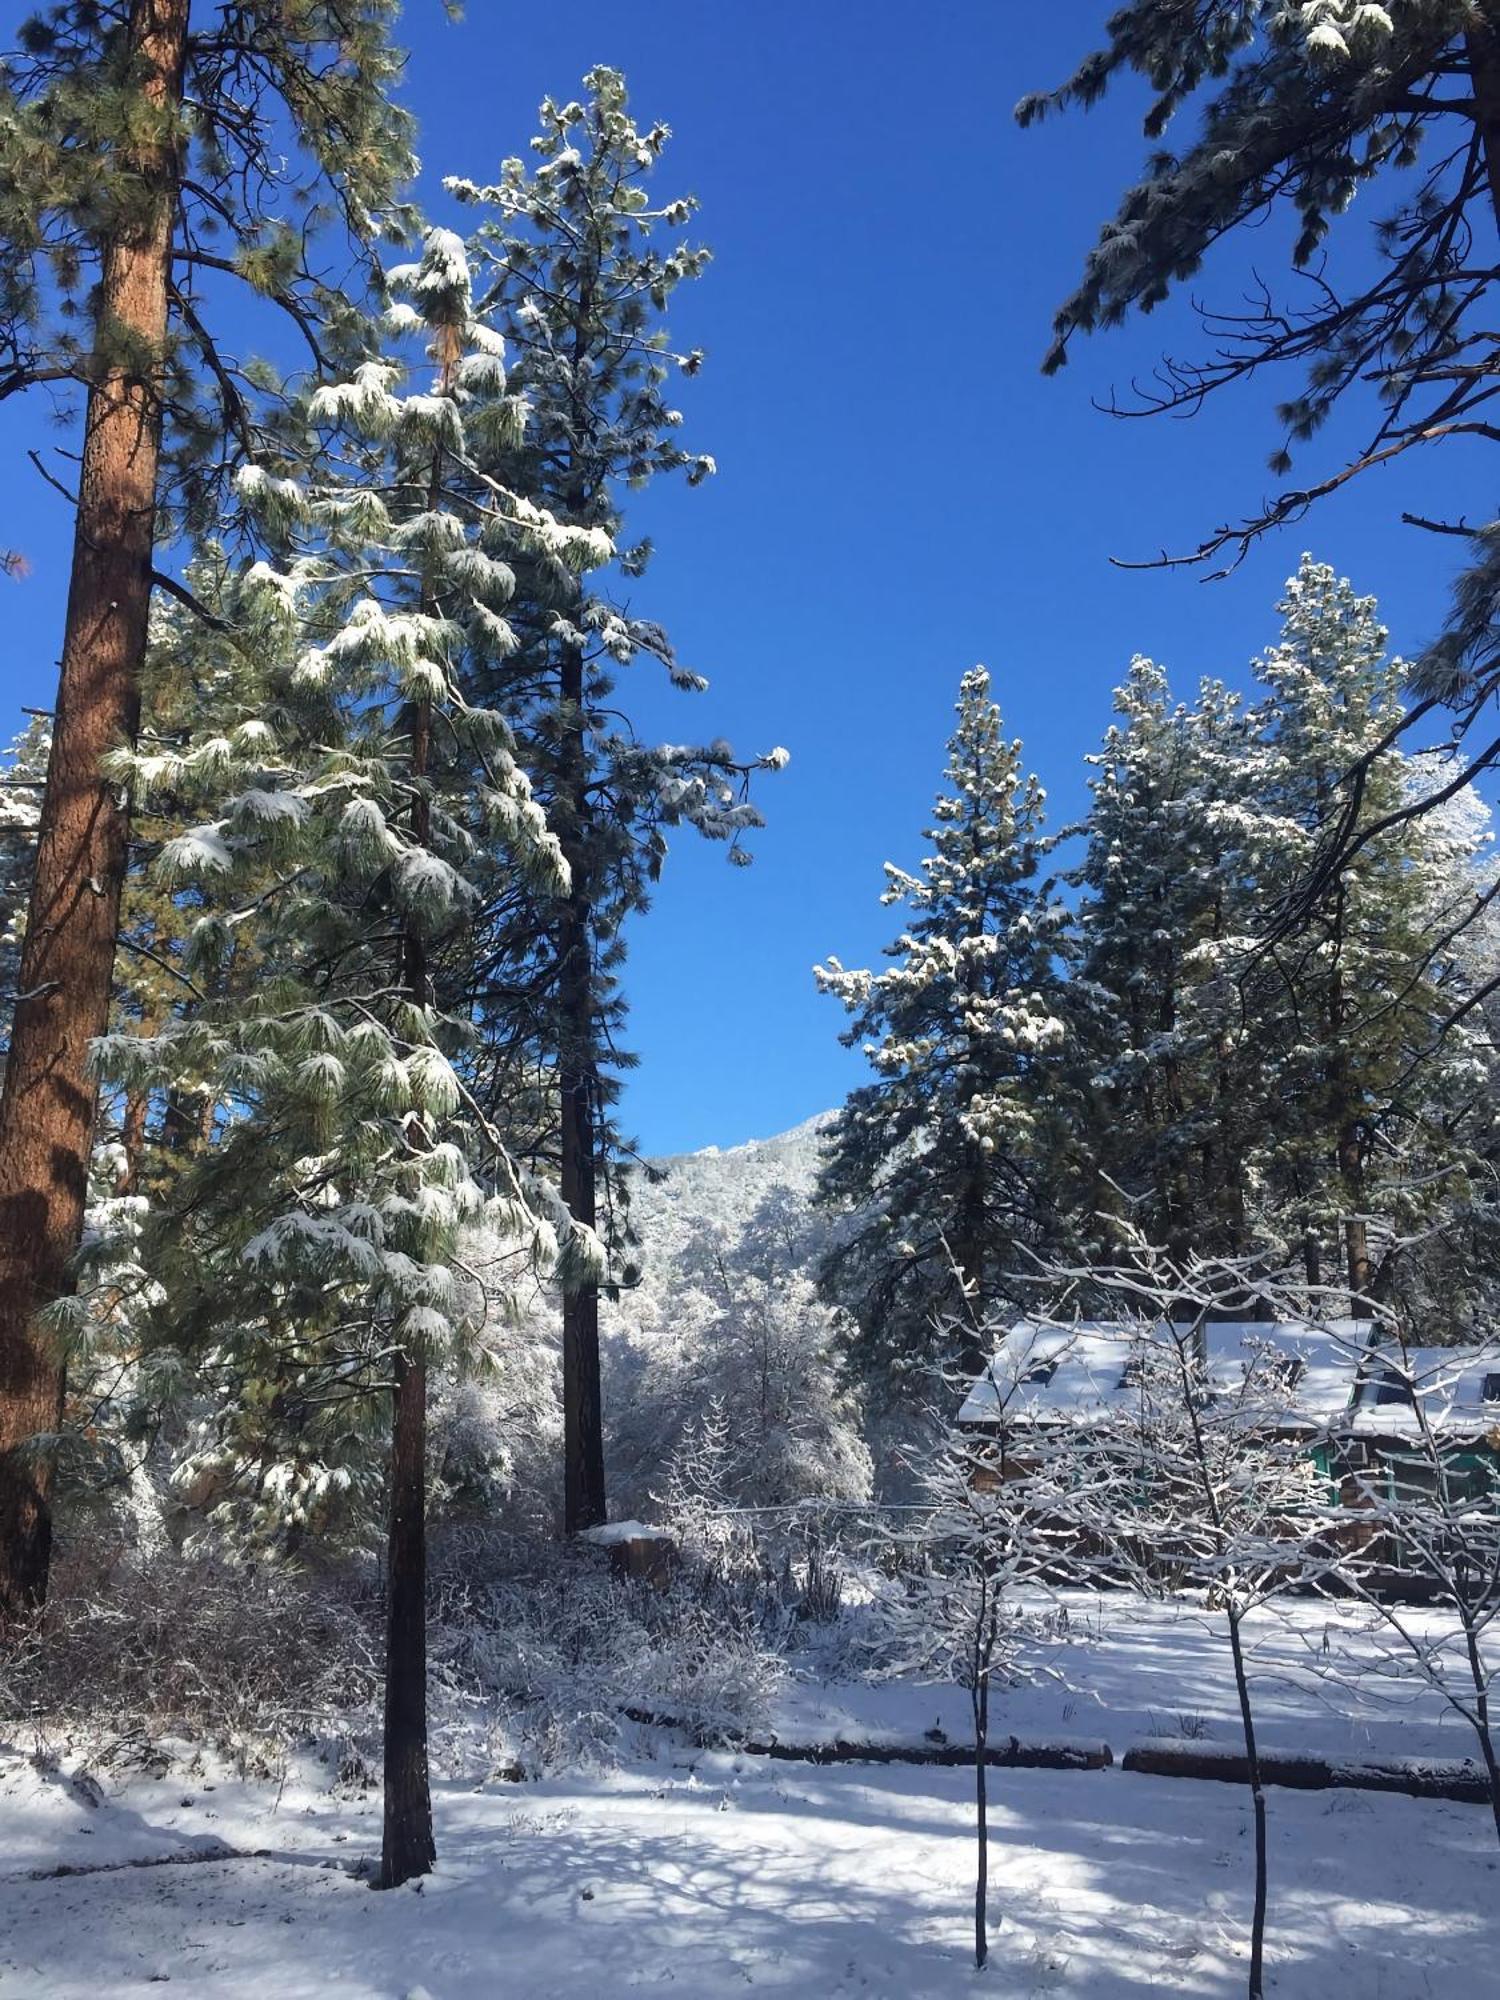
xmin=2 ymin=4 xmax=1488 ymax=1154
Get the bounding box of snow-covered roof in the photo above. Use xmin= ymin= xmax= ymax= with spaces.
xmin=1347 ymin=1347 xmax=1500 ymax=1441
xmin=957 ymin=1319 xmax=1375 ymax=1435
xmin=959 ymin=1320 xmax=1500 ymax=1441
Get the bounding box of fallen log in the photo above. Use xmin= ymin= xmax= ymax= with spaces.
xmin=742 ymin=1732 xmax=1113 ymax=1771
xmin=621 ymin=1705 xmax=1491 ymax=1805
xmin=1122 ymin=1737 xmax=1493 ymax=1805
xmin=18 ymin=1838 xmax=241 ymax=1882
xmin=621 ymin=1709 xmax=1111 ymax=1771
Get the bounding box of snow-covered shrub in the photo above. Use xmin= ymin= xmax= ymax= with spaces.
xmin=0 ymin=1539 xmax=379 ymax=1769
xmin=631 ymin=1592 xmax=785 ymax=1741
xmin=656 ymin=1401 xmax=763 ymax=1574
xmin=428 ymin=1531 xmax=785 ymax=1770
xmin=796 ymin=1528 xmax=845 ymax=1624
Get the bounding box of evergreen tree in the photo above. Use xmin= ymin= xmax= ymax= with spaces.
xmin=107 ymin=226 xmax=602 ymax=1886
xmin=1069 ymin=559 xmax=1500 ymax=1313
xmin=1069 ymin=660 xmax=1267 ymax=1270
xmin=1245 ymin=557 xmax=1497 ymax=1309
xmin=448 ymin=69 xmax=781 ymax=1531
xmin=816 ymin=669 xmax=1070 ymax=1375
xmin=0 ymin=0 xmax=422 ymax=1617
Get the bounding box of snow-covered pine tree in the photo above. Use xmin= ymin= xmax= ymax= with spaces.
xmin=1245 ymin=558 xmax=1498 ymax=1312
xmin=0 ymin=0 xmax=424 ymax=1619
xmin=107 ymin=226 xmax=603 ymax=1887
xmin=447 ymin=69 xmax=783 ymax=1531
xmin=816 ymin=669 xmax=1071 ymax=1375
xmin=1069 ymin=659 xmax=1269 ymax=1269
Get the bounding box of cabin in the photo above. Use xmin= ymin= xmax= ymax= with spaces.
xmin=1342 ymin=1346 xmax=1500 ymax=1514
xmin=956 ymin=1317 xmax=1500 ymax=1508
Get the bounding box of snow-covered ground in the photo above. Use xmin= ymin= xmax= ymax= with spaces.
xmin=1 ymin=1747 xmax=1490 ymax=1997
xmin=773 ymin=1591 xmax=1489 ymax=1767
xmin=3 ymin=1594 xmax=1495 ymax=1997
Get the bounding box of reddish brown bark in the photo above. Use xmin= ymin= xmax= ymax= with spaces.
xmin=0 ymin=0 xmax=190 ymax=1620
xmin=116 ymin=1091 xmax=151 ymax=1196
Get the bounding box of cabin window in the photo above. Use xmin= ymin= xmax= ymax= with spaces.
xmin=1367 ymin=1369 xmax=1415 ymax=1408
xmin=1482 ymin=1373 xmax=1500 ymax=1404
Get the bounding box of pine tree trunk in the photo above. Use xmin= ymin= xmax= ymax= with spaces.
xmin=953 ymin=1149 xmax=989 ymax=1377
xmin=381 ymin=697 xmax=436 ymax=1889
xmin=0 ymin=0 xmax=189 ymax=1621
xmin=160 ymin=1086 xmax=208 ymax=1153
xmin=1342 ymin=1214 xmax=1371 ymax=1315
xmin=380 ymin=1345 xmax=435 ymax=1888
xmin=116 ymin=1090 xmax=151 ymax=1196
xmin=1302 ymin=1232 xmax=1322 ymax=1292
xmin=558 ymin=640 xmax=606 ymax=1535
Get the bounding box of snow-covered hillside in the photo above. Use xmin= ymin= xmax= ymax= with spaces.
xmin=613 ymin=1109 xmax=838 ymax=1301
xmin=598 ymin=1112 xmax=872 ymax=1510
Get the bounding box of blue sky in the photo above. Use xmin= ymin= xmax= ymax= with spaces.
xmin=2 ymin=4 xmax=1489 ymax=1154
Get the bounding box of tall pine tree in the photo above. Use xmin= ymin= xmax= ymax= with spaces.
xmin=450 ymin=70 xmax=780 ymax=1530
xmin=817 ymin=669 xmax=1070 ymax=1375
xmin=1068 ymin=661 xmax=1266 ymax=1272
xmin=1246 ymin=557 xmax=1495 ymax=1310
xmin=0 ymin=0 xmax=421 ymax=1616
xmin=107 ymin=227 xmax=602 ymax=1885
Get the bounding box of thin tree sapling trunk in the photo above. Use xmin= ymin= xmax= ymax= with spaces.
xmin=1173 ymin=1325 xmax=1272 ymax=2000
xmin=973 ymin=1633 xmax=991 ymax=1971
xmin=1225 ymin=1606 xmax=1269 ymax=2000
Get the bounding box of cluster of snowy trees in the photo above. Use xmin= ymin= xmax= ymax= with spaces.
xmin=0 ymin=13 xmax=783 ymax=1890
xmin=818 ymin=557 xmax=1500 ymax=1378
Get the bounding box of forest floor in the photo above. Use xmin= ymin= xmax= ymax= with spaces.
xmin=2 ymin=1594 xmax=1495 ymax=1997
